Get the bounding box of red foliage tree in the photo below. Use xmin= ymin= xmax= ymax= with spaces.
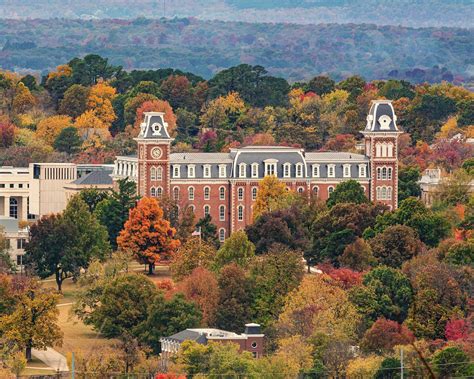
xmin=361 ymin=318 xmax=414 ymax=353
xmin=445 ymin=318 xmax=470 ymax=341
xmin=322 ymin=134 xmax=356 ymax=152
xmin=0 ymin=121 xmax=15 ymax=148
xmin=319 ymin=265 xmax=363 ymax=290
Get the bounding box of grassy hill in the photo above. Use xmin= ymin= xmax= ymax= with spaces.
xmin=0 ymin=18 xmax=472 ymax=82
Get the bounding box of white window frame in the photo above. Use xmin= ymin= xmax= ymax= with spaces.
xmin=203 ymin=164 xmax=212 ymax=178
xmin=252 ymin=187 xmax=258 ymax=201
xmin=251 ymin=163 xmax=259 ymax=178
xmin=219 ymin=164 xmax=227 ymax=178
xmin=327 ymin=164 xmax=335 ymax=178
xmin=188 ymin=186 xmax=195 ymax=201
xmin=283 ymin=163 xmax=291 ymax=178
xmin=312 ymin=164 xmax=320 ymax=178
xmin=343 ymin=164 xmax=351 ymax=178
xmin=328 ymin=186 xmax=334 ymax=194
xmin=219 ymin=228 xmax=226 ymax=242
xmin=173 ymin=165 xmax=181 ymax=178
xmin=156 ymin=187 xmax=163 ymax=198
xmin=204 ymin=186 xmax=211 ymax=200
xmin=264 ymin=161 xmax=277 ymax=176
xmin=187 ymin=165 xmax=195 ymax=178
xmin=296 ymin=163 xmax=304 ymax=178
xmin=219 ymin=186 xmax=225 ymax=200
xmin=238 ymin=187 xmax=244 ymax=201
xmin=150 ymin=187 xmax=156 ymax=197
xmin=151 ymin=167 xmax=157 ymax=181
xmin=219 ymin=205 xmax=225 ymax=221
xmin=239 ymin=163 xmax=247 ymax=178
xmin=358 ymin=164 xmax=366 ymax=178
xmin=237 ymin=205 xmax=244 ymax=221
xmin=204 ymin=205 xmax=210 ymax=216
xmin=173 ymin=187 xmax=180 ymax=200
xmin=297 ymin=187 xmax=304 ymax=194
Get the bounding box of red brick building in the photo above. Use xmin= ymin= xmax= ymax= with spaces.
xmin=113 ymin=99 xmax=400 ymax=241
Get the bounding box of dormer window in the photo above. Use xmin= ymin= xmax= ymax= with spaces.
xmin=239 ymin=163 xmax=247 ymax=178
xmin=264 ymin=159 xmax=278 ymax=176
xmin=173 ymin=165 xmax=181 ymax=178
xmin=203 ymin=164 xmax=211 ymax=178
xmin=343 ymin=164 xmax=351 ymax=178
xmin=283 ymin=163 xmax=291 ymax=178
xmin=378 ymin=115 xmax=392 ymax=130
xmin=251 ymin=163 xmax=259 ymax=178
xmin=219 ymin=165 xmax=227 ymax=178
xmin=312 ymin=164 xmax=320 ymax=178
xmin=296 ymin=163 xmax=304 ymax=178
xmin=327 ymin=164 xmax=335 ymax=178
xmin=188 ymin=165 xmax=195 ymax=178
xmin=359 ymin=164 xmax=367 ymax=178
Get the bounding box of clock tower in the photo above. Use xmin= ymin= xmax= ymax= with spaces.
xmin=135 ymin=112 xmax=173 ymax=198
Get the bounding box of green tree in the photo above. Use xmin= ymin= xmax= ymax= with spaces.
xmin=370 ymin=225 xmax=422 ymax=268
xmin=79 ymin=188 xmax=109 ymax=213
xmin=195 ymin=214 xmax=219 ymax=248
xmin=94 ymin=178 xmax=138 ymax=250
xmin=349 ymin=266 xmax=413 ymax=325
xmin=398 ymin=166 xmax=421 ymax=202
xmin=59 ymin=84 xmax=90 ymax=118
xmin=215 ymin=230 xmax=255 ymax=268
xmin=306 ymin=75 xmax=335 ymax=96
xmin=432 ymin=347 xmax=474 ymax=379
xmin=215 ymin=264 xmax=254 ymax=333
xmin=170 ymin=237 xmax=217 ymax=281
xmin=336 ymin=75 xmax=366 ymax=101
xmin=379 ymin=80 xmax=415 ymax=100
xmin=0 ymin=278 xmax=63 ymax=360
xmin=436 ymin=169 xmax=473 ymax=206
xmin=53 ymin=126 xmax=82 ymax=154
xmin=25 ymin=196 xmax=110 ymax=292
xmin=339 ymin=237 xmax=376 ymax=271
xmin=374 ymin=357 xmax=401 ymax=379
xmin=326 ymin=180 xmax=368 ymax=208
xmin=68 ymin=54 xmax=121 ymax=86
xmin=134 ymin=293 xmax=202 ymax=354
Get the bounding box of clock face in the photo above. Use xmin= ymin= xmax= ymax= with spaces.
xmin=151 ymin=147 xmax=163 ymax=159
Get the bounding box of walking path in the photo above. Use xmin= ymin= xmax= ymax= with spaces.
xmin=32 ymin=348 xmax=69 ymax=372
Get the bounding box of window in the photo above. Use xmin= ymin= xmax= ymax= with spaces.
xmin=219 ymin=228 xmax=226 ymax=242
xmin=219 ymin=165 xmax=227 ymax=178
xmin=382 ymin=167 xmax=387 ymax=180
xmin=188 ymin=165 xmax=195 ymax=178
xmin=204 ymin=205 xmax=210 ymax=216
xmin=327 ymin=164 xmax=335 ymax=178
xmin=264 ymin=162 xmax=277 ymax=176
xmin=238 ymin=205 xmax=244 ymax=221
xmin=219 ymin=186 xmax=225 ymax=200
xmin=19 ymin=184 xmax=23 ymax=189
xmin=296 ymin=163 xmax=304 ymax=178
xmin=204 ymin=186 xmax=211 ymax=200
xmin=189 ymin=205 xmax=195 ymax=212
xmin=16 ymin=255 xmax=24 ymax=266
xmin=328 ymin=186 xmax=334 ymax=194
xmin=252 ymin=187 xmax=258 ymax=201
xmin=312 ymin=164 xmax=320 ymax=178
xmin=173 ymin=165 xmax=180 ymax=178
xmin=157 ymin=166 xmax=162 ymax=180
xmin=150 ymin=187 xmax=156 ymax=197
xmin=283 ymin=163 xmax=291 ymax=178
xmin=0 ymin=184 xmax=4 ymax=188
xmin=376 ymin=186 xmax=393 ymax=200
xmin=297 ymin=187 xmax=304 ymax=194
xmin=387 ymin=142 xmax=394 ymax=157
xmin=251 ymin=163 xmax=259 ymax=178
xmin=173 ymin=187 xmax=180 ymax=201
xmin=9 ymin=198 xmax=18 ymax=219
xmin=156 ymin=187 xmax=163 ymax=198
xmin=151 ymin=167 xmax=157 ymax=180
xmin=9 ymin=184 xmax=13 ymax=188
xmin=188 ymin=186 xmax=195 ymax=201
xmin=219 ymin=205 xmax=225 ymax=221
xmin=251 ymin=342 xmax=258 ymax=349
xmin=376 ymin=143 xmax=382 ymax=157
xmin=252 ymin=352 xmax=257 ymax=358
xmin=343 ymin=164 xmax=351 ymax=178
xmin=312 ymin=186 xmax=319 ymax=196
xmin=238 ymin=187 xmax=244 ymax=201
xmin=387 ymin=167 xmax=393 ymax=180
xmin=359 ymin=164 xmax=366 ymax=178
xmin=17 ymin=238 xmax=26 ymax=249
xmin=203 ymin=165 xmax=211 ymax=178
xmin=239 ymin=163 xmax=247 ymax=178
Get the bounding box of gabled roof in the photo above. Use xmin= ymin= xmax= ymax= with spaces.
xmin=166 ymin=330 xmax=208 ymax=344
xmin=71 ymin=170 xmax=113 ymax=186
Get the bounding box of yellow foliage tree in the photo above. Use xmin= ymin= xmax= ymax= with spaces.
xmin=36 ymin=115 xmax=73 ymax=145
xmin=200 ymin=92 xmax=246 ymax=130
xmin=276 ymin=335 xmax=314 ymax=373
xmin=46 ymin=64 xmax=72 ymax=82
xmin=278 ymin=275 xmax=360 ymax=341
xmin=75 ymin=110 xmax=107 ymax=129
xmin=346 ymin=355 xmax=384 ymax=378
xmin=12 ymin=82 xmax=36 ymax=114
xmin=87 ymin=82 xmax=117 ymax=128
xmin=437 ymin=116 xmax=459 ymax=139
xmin=253 ymin=175 xmax=293 ymax=220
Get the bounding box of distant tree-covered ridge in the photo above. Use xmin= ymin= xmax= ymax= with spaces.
xmin=0 ymin=18 xmax=472 ymax=83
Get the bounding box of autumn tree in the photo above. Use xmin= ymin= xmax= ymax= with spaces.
xmin=346 ymin=355 xmax=384 ymax=379
xmin=326 ymin=180 xmax=368 ymax=207
xmin=0 ymin=278 xmax=63 ymax=360
xmin=215 ymin=230 xmax=255 ymax=268
xmin=25 ymin=196 xmax=110 ymax=292
xmin=436 ymin=169 xmax=473 ymax=206
xmin=59 ymin=84 xmax=90 ymax=118
xmin=200 ymin=92 xmax=246 ymax=131
xmin=370 ymin=225 xmax=423 ymax=268
xmin=118 ymin=197 xmax=180 ymax=274
xmin=36 ymin=115 xmax=73 ymax=145
xmin=215 ymin=264 xmax=254 ymax=333
xmin=170 ymin=237 xmax=216 ymax=281
xmin=177 ymin=267 xmax=219 ymax=326
xmin=306 ymin=75 xmax=335 ymax=96
xmin=86 ymin=82 xmax=117 ymax=128
xmin=74 ymin=109 xmax=107 ymax=130
xmin=252 ymin=175 xmax=294 ymax=220
xmin=135 ymin=99 xmax=177 ymax=135
xmin=0 ymin=121 xmax=15 ymax=148
xmin=339 ymin=237 xmax=376 ymax=271
xmin=361 ymin=318 xmax=414 ymax=354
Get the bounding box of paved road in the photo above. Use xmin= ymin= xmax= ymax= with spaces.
xmin=32 ymin=348 xmax=69 ymax=372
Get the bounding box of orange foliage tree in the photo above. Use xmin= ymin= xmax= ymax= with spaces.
xmin=86 ymin=82 xmax=117 ymax=128
xmin=36 ymin=115 xmax=73 ymax=145
xmin=117 ymin=197 xmax=180 ymax=274
xmin=134 ymin=100 xmax=177 ymax=136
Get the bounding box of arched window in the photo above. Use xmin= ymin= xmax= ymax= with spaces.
xmin=219 ymin=186 xmax=225 ymax=200
xmin=387 ymin=186 xmax=392 ymax=199
xmin=204 ymin=186 xmax=211 ymax=200
xmin=387 ymin=142 xmax=394 ymax=157
xmin=387 ymin=167 xmax=392 ymax=180
xmin=238 ymin=205 xmax=244 ymax=221
xmin=382 ymin=167 xmax=387 ymax=180
xmin=252 ymin=187 xmax=258 ymax=201
xmin=189 ymin=205 xmax=195 ymax=212
xmin=219 ymin=228 xmax=226 ymax=242
xmin=204 ymin=205 xmax=210 ymax=216
xmin=238 ymin=187 xmax=244 ymax=201
xmin=376 ymin=143 xmax=382 ymax=157
xmin=219 ymin=205 xmax=225 ymax=221
xmin=376 ymin=167 xmax=381 ymax=180
xmin=239 ymin=163 xmax=247 ymax=178
xmin=283 ymin=163 xmax=291 ymax=178
xmin=297 ymin=187 xmax=304 ymax=194
xmin=157 ymin=166 xmax=163 ymax=180
xmin=156 ymin=187 xmax=163 ymax=198
xmin=296 ymin=163 xmax=304 ymax=178
xmin=381 ymin=187 xmax=387 ymax=199
xmin=173 ymin=187 xmax=180 ymax=201
xmin=251 ymin=163 xmax=259 ymax=178
xmin=376 ymin=187 xmax=381 ymax=200
xmin=150 ymin=187 xmax=156 ymax=197
xmin=9 ymin=198 xmax=18 ymax=219
xmin=150 ymin=167 xmax=157 ymax=180
xmin=328 ymin=186 xmax=334 ymax=194
xmin=312 ymin=186 xmax=319 ymax=198
xmin=188 ymin=186 xmax=195 ymax=201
